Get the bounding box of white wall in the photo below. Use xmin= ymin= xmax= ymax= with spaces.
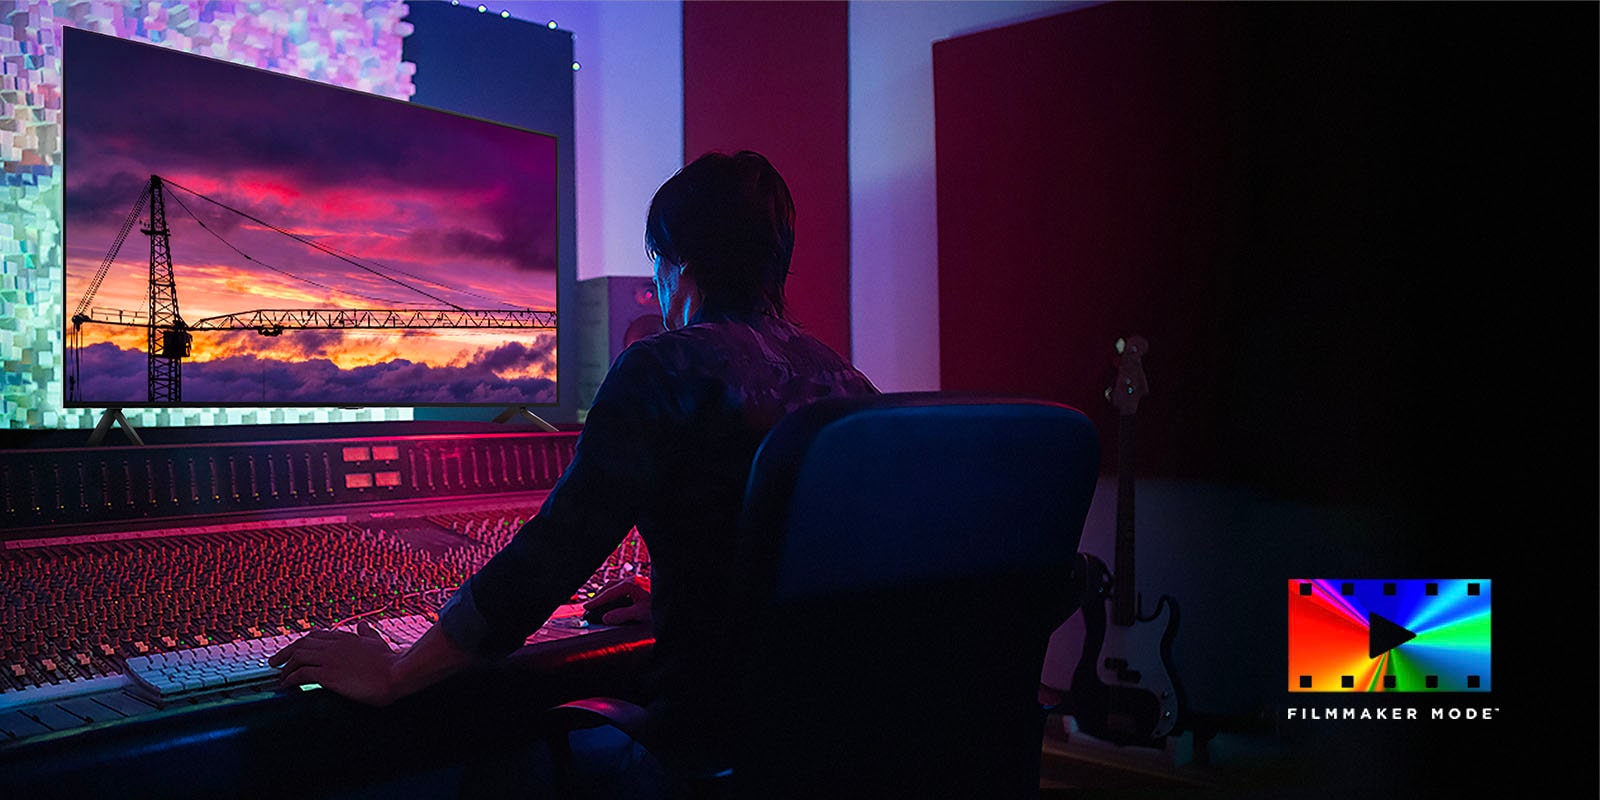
xmin=499 ymin=0 xmax=1095 ymax=382
xmin=847 ymin=1 xmax=1091 ymax=391
xmin=496 ymin=1 xmax=683 ymax=281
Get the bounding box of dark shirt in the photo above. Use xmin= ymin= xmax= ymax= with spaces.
xmin=438 ymin=309 xmax=877 ymax=766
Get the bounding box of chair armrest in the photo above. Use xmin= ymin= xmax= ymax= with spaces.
xmin=544 ymin=696 xmax=732 ymax=796
xmin=543 ymin=696 xmax=661 ymax=799
xmin=544 ymin=696 xmax=660 ymax=753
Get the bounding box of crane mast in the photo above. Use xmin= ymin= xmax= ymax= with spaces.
xmin=143 ymin=176 xmax=190 ymax=402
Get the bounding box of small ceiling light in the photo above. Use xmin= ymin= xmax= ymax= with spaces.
xmin=477 ymin=4 xmax=487 ymax=12
xmin=500 ymin=10 xmax=510 ymax=18
xmin=571 ymin=61 xmax=581 ymax=71
xmin=547 ymin=20 xmax=558 ymax=29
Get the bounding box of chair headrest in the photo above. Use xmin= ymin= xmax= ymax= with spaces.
xmin=740 ymin=392 xmax=1100 ymax=602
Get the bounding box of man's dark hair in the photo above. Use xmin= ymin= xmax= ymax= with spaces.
xmin=645 ymin=150 xmax=796 ymax=318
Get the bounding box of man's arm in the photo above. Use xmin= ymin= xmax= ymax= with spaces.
xmin=443 ymin=345 xmax=667 ymax=657
xmin=270 ymin=344 xmax=670 ymax=704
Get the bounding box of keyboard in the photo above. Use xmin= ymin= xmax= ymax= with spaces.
xmin=122 ymin=605 xmax=600 ymax=707
xmin=121 ymin=615 xmax=417 ymax=705
xmin=122 ymin=634 xmax=291 ymax=704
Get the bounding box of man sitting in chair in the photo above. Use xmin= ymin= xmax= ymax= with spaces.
xmin=270 ymin=150 xmax=878 ymax=793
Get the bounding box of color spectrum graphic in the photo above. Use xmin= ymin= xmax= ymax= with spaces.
xmin=1288 ymin=579 xmax=1490 ymax=692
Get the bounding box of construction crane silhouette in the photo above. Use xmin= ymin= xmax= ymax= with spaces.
xmin=69 ymin=175 xmax=557 ymax=405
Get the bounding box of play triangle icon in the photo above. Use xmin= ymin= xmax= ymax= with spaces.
xmin=1368 ymin=612 xmax=1417 ymax=659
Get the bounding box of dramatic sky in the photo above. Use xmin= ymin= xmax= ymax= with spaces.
xmin=62 ymin=28 xmax=559 ymax=406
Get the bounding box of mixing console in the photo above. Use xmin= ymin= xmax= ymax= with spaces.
xmin=0 ymin=514 xmax=649 ymax=700
xmin=0 ymin=427 xmax=652 ymax=748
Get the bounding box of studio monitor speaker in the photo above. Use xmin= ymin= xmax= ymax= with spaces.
xmin=574 ymin=276 xmax=664 ymax=420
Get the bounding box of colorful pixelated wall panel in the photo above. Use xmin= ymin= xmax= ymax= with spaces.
xmin=1 ymin=0 xmax=417 ymax=429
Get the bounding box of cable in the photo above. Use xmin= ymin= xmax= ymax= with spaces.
xmin=164 ymin=187 xmax=409 ymax=307
xmin=163 ymin=177 xmax=467 ymax=311
xmin=320 ymin=240 xmax=544 ymax=311
xmin=332 ymin=587 xmax=456 ymax=630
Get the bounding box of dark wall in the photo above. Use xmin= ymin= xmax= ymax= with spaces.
xmin=682 ymin=0 xmax=853 ymax=360
xmin=936 ymin=2 xmax=1596 ymax=786
xmin=1217 ymin=4 xmax=1596 ymax=544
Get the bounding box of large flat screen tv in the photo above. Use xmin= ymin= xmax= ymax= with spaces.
xmin=62 ymin=26 xmax=561 ymax=410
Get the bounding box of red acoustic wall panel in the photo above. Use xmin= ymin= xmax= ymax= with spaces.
xmin=682 ymin=1 xmax=852 ymax=359
xmin=933 ymin=3 xmax=1234 ymax=479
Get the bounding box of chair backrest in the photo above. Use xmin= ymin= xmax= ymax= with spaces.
xmin=730 ymin=392 xmax=1099 ymax=799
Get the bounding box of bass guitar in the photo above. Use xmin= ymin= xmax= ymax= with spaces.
xmin=1066 ymin=334 xmax=1184 ymax=746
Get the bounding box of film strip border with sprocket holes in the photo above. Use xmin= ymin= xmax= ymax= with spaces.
xmin=1288 ymin=579 xmax=1490 ymax=692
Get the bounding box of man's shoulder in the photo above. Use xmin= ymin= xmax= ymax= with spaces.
xmin=619 ymin=317 xmax=777 ymax=360
xmin=614 ymin=316 xmax=865 ymax=383
xmin=614 ymin=324 xmax=721 ymax=369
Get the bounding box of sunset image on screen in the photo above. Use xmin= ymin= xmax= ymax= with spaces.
xmin=63 ymin=28 xmax=559 ymax=407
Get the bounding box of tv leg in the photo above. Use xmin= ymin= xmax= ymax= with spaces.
xmin=492 ymin=406 xmax=559 ymax=432
xmin=87 ymin=408 xmax=146 ymax=446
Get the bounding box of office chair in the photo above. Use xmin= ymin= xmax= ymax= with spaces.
xmin=545 ymin=392 xmax=1100 ymax=799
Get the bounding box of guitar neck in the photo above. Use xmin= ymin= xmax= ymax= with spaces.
xmin=1113 ymin=412 xmax=1137 ymax=626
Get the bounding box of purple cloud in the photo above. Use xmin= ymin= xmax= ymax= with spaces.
xmin=71 ymin=340 xmax=557 ymax=407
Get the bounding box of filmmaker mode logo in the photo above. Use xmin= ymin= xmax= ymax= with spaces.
xmin=1287 ymin=579 xmax=1490 ymax=692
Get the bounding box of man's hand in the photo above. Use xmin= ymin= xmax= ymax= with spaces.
xmin=269 ymin=621 xmax=401 ymax=706
xmin=584 ymin=575 xmax=652 ymax=625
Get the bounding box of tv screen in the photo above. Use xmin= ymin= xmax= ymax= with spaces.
xmin=62 ymin=27 xmax=560 ymax=409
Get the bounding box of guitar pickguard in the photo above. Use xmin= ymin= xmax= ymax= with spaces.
xmin=1092 ymin=596 xmax=1182 ymax=740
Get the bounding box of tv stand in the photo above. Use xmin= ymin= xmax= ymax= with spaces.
xmin=87 ymin=408 xmax=146 ymax=446
xmin=492 ymin=406 xmax=559 ymax=432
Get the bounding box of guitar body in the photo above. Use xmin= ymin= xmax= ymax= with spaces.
xmin=1065 ymin=554 xmax=1184 ymax=746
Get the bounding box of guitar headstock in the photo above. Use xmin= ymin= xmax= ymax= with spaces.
xmin=1106 ymin=335 xmax=1149 ymax=416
